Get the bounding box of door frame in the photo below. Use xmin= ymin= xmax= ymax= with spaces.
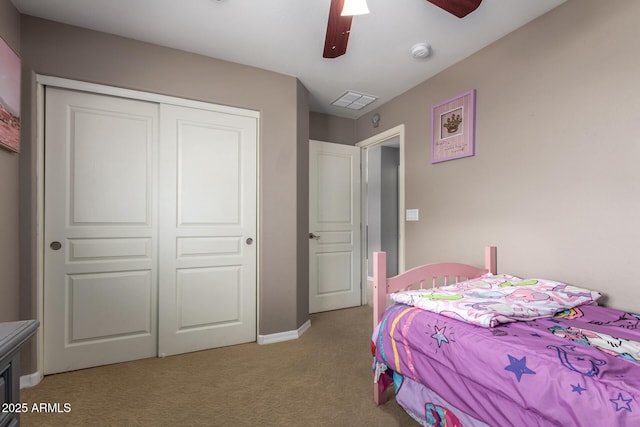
xmin=32 ymin=75 xmax=261 ymax=384
xmin=356 ymin=124 xmax=405 ymax=305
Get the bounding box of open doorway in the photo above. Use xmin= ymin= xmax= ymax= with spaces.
xmin=356 ymin=125 xmax=405 ymax=306
xmin=366 ymin=139 xmax=400 ymax=278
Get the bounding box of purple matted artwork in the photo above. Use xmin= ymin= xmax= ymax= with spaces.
xmin=0 ymin=36 xmax=20 ymax=153
xmin=431 ymin=90 xmax=475 ymax=163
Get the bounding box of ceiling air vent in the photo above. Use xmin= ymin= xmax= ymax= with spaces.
xmin=331 ymin=91 xmax=377 ymax=110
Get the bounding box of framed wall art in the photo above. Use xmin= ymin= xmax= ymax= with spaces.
xmin=0 ymin=35 xmax=21 ymax=153
xmin=431 ymin=89 xmax=476 ymax=163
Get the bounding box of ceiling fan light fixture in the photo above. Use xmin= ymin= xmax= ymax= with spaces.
xmin=341 ymin=0 xmax=369 ymax=16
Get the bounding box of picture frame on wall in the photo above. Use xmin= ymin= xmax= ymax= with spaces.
xmin=431 ymin=89 xmax=476 ymax=163
xmin=0 ymin=36 xmax=21 ymax=153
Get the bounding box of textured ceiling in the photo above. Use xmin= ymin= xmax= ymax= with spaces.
xmin=12 ymin=0 xmax=566 ymax=118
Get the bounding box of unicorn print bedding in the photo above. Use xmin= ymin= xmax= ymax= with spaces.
xmin=390 ymin=274 xmax=602 ymax=328
xmin=372 ymin=303 xmax=640 ymax=426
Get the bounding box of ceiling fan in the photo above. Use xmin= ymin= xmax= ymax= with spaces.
xmin=322 ymin=0 xmax=482 ymax=59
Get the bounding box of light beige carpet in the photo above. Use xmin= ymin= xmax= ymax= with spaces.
xmin=20 ymin=305 xmax=415 ymax=426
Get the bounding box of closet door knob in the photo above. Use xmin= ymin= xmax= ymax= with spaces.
xmin=50 ymin=241 xmax=62 ymax=250
xmin=246 ymin=238 xmax=254 ymax=245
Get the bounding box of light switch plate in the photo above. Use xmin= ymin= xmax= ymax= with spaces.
xmin=406 ymin=209 xmax=419 ymax=221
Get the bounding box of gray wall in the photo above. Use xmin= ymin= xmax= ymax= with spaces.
xmin=17 ymin=15 xmax=309 ymax=373
xmin=380 ymin=147 xmax=399 ymax=277
xmin=356 ymin=0 xmax=640 ymax=312
xmin=0 ymin=0 xmax=21 ymax=322
xmin=296 ymin=80 xmax=310 ymax=327
xmin=309 ymin=111 xmax=356 ymax=145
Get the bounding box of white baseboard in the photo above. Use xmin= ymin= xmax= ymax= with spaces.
xmin=257 ymin=319 xmax=311 ymax=345
xmin=20 ymin=371 xmax=42 ymax=389
xmin=19 ymin=321 xmax=313 ymax=383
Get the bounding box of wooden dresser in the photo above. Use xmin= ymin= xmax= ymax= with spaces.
xmin=0 ymin=320 xmax=39 ymax=427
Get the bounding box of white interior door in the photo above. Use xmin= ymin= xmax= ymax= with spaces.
xmin=309 ymin=140 xmax=361 ymax=313
xmin=44 ymin=88 xmax=159 ymax=374
xmin=158 ymin=104 xmax=257 ymax=357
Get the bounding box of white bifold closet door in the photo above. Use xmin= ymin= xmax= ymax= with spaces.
xmin=43 ymin=87 xmax=257 ymax=374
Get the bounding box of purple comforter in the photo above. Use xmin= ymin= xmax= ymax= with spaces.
xmin=373 ymin=303 xmax=640 ymax=426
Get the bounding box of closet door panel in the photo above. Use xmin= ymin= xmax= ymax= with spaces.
xmin=158 ymin=104 xmax=257 ymax=357
xmin=44 ymin=88 xmax=159 ymax=375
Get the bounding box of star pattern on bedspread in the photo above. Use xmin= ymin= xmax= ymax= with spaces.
xmin=571 ymin=383 xmax=586 ymax=395
xmin=504 ymin=355 xmax=536 ymax=382
xmin=489 ymin=328 xmax=508 ymax=337
xmin=610 ymin=393 xmax=633 ymax=412
xmin=431 ymin=326 xmax=449 ymax=348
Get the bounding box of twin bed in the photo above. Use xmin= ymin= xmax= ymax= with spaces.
xmin=371 ymin=246 xmax=639 ymax=426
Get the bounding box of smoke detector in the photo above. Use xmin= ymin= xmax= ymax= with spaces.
xmin=410 ymin=43 xmax=431 ymax=59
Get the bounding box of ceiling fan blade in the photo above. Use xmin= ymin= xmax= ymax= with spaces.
xmin=426 ymin=0 xmax=482 ymax=18
xmin=323 ymin=0 xmax=353 ymax=59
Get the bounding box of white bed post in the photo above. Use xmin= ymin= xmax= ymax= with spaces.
xmin=485 ymin=246 xmax=497 ymax=274
xmin=373 ymin=251 xmax=387 ymax=330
